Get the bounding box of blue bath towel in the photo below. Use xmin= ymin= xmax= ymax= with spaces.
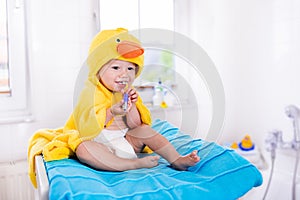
xmin=45 ymin=119 xmax=263 ymax=200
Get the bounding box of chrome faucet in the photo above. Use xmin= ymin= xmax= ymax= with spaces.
xmin=266 ymin=105 xmax=300 ymax=152
xmin=264 ymin=105 xmax=300 ymax=200
xmin=265 ymin=130 xmax=282 ymax=158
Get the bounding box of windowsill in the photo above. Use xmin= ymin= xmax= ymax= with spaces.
xmin=147 ymin=101 xmax=195 ymax=112
xmin=0 ymin=114 xmax=34 ymax=124
xmin=135 ymin=84 xmax=177 ymax=90
xmin=0 ymin=91 xmax=11 ymax=97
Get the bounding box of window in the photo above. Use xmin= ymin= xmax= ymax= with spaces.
xmin=0 ymin=0 xmax=31 ymax=122
xmin=0 ymin=0 xmax=9 ymax=94
xmin=99 ymin=0 xmax=175 ymax=86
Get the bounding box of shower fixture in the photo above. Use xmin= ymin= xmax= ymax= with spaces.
xmin=267 ymin=105 xmax=300 ymax=151
xmin=264 ymin=104 xmax=300 ymax=200
xmin=285 ymin=105 xmax=300 ymax=144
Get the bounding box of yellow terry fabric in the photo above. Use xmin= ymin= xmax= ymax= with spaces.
xmin=64 ymin=80 xmax=152 ymax=140
xmin=64 ymin=28 xmax=151 ymax=140
xmin=27 ymin=128 xmax=82 ymax=188
xmin=27 ymin=28 xmax=152 ymax=188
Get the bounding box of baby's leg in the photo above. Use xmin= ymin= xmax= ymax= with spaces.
xmin=76 ymin=141 xmax=159 ymax=171
xmin=126 ymin=124 xmax=200 ymax=170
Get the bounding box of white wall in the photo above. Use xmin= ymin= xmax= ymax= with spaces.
xmin=0 ymin=0 xmax=98 ymax=163
xmin=1 ymin=0 xmax=300 ymax=166
xmin=175 ymin=0 xmax=300 ymax=148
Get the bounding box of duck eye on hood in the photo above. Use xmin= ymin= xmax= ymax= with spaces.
xmin=116 ymin=38 xmax=121 ymax=43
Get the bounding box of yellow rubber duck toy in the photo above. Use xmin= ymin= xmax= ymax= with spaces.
xmin=239 ymin=134 xmax=255 ymax=151
xmin=230 ymin=142 xmax=239 ymax=149
xmin=160 ymin=101 xmax=168 ymax=108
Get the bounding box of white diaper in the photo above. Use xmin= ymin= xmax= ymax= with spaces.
xmin=93 ymin=128 xmax=137 ymax=159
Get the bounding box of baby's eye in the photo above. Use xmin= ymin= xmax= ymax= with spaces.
xmin=128 ymin=67 xmax=135 ymax=71
xmin=112 ymin=66 xmax=119 ymax=70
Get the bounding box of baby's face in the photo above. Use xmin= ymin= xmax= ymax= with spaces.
xmin=97 ymin=59 xmax=137 ymax=92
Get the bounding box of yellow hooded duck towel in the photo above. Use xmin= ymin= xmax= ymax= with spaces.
xmin=64 ymin=27 xmax=151 ymax=140
xmin=28 ymin=28 xmax=152 ymax=188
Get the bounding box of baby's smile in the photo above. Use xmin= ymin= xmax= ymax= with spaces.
xmin=115 ymin=81 xmax=128 ymax=90
xmin=116 ymin=80 xmax=128 ymax=85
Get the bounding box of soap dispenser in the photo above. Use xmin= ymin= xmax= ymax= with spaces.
xmin=152 ymin=79 xmax=164 ymax=106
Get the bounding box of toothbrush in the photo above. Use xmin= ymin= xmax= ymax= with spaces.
xmin=123 ymin=93 xmax=128 ymax=111
xmin=122 ymin=82 xmax=128 ymax=111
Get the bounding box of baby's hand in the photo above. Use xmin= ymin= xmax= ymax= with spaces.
xmin=126 ymin=88 xmax=138 ymax=103
xmin=110 ymin=101 xmax=127 ymax=116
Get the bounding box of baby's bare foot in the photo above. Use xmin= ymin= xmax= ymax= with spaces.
xmin=136 ymin=155 xmax=160 ymax=169
xmin=171 ymin=150 xmax=200 ymax=170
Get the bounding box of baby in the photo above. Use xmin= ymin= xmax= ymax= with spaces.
xmin=68 ymin=28 xmax=200 ymax=171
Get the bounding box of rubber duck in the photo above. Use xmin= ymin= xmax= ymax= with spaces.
xmin=230 ymin=142 xmax=239 ymax=149
xmin=160 ymin=101 xmax=168 ymax=108
xmin=239 ymin=134 xmax=255 ymax=151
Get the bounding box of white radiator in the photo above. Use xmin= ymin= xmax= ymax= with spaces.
xmin=0 ymin=159 xmax=35 ymax=200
